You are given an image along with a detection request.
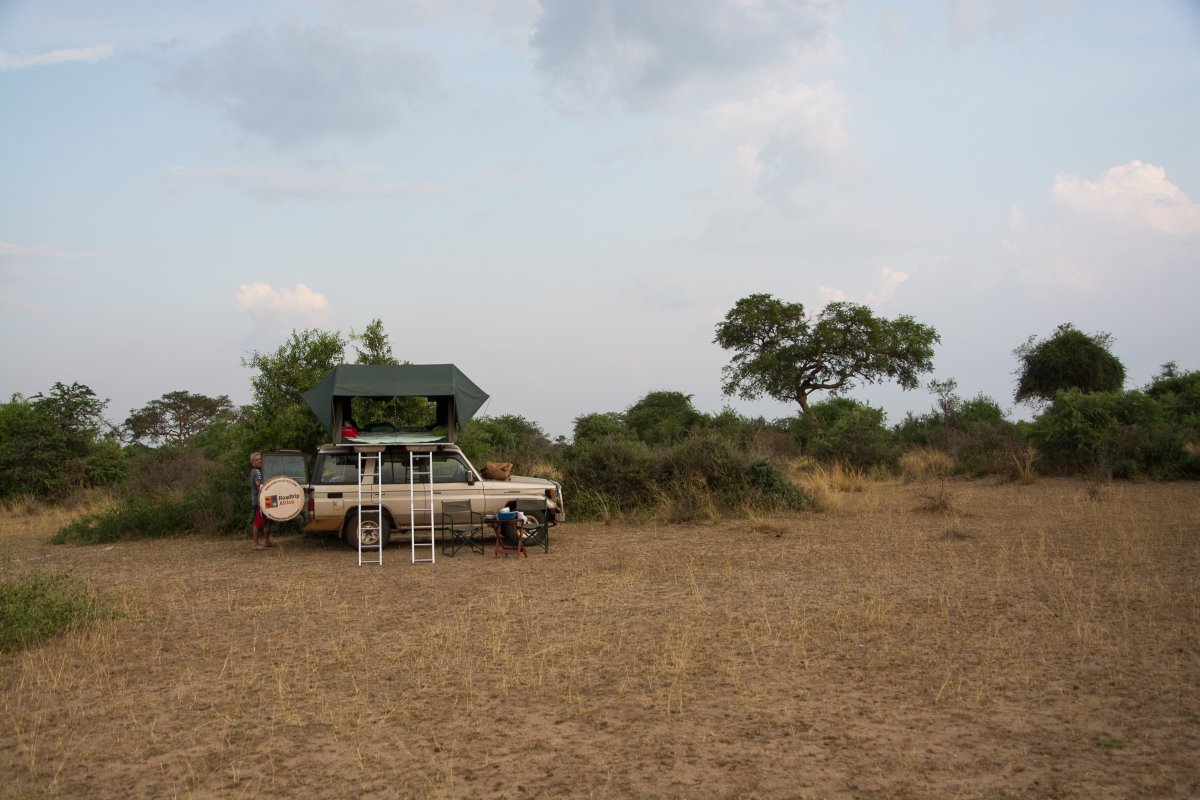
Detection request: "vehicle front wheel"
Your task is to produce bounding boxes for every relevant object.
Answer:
[343,513,391,550]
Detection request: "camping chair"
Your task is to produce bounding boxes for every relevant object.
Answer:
[513,497,552,553]
[439,500,485,556]
[493,511,527,558]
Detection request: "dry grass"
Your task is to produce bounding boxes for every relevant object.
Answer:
[1,479,1198,799]
[790,461,869,512]
[899,447,955,482]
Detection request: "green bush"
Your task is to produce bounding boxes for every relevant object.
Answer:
[561,437,658,510]
[457,415,555,474]
[50,492,218,545]
[1029,389,1194,478]
[895,389,1021,477]
[560,430,808,520]
[0,566,116,652]
[795,397,899,470]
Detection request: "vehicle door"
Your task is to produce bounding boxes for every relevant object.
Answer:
[428,452,484,518]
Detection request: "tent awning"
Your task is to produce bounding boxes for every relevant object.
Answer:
[302,364,488,432]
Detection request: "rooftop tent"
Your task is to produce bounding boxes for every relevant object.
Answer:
[302,364,488,444]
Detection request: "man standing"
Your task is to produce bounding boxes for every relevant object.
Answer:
[249,452,273,550]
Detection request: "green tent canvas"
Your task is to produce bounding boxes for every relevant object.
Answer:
[302,364,488,444]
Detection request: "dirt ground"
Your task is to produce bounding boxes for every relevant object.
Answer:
[1,478,1198,799]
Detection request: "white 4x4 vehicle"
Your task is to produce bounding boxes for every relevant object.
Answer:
[266,443,563,550]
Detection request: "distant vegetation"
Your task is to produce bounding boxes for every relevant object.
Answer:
[1,309,1196,541]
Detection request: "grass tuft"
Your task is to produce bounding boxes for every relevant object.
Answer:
[0,564,117,652]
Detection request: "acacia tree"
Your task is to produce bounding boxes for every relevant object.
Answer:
[1014,323,1125,406]
[714,294,940,421]
[123,391,235,446]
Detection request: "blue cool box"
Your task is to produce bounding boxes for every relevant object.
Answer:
[497,511,518,521]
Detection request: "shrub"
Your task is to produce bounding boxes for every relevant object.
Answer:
[1029,389,1194,478]
[795,397,899,470]
[0,566,116,652]
[560,437,658,511]
[457,415,555,474]
[560,430,809,520]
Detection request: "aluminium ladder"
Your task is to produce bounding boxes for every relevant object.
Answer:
[409,450,435,564]
[356,448,384,566]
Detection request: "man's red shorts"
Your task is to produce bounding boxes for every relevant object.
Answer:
[253,508,266,530]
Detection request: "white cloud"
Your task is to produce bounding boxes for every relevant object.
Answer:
[702,82,849,199]
[1052,160,1200,236]
[1005,162,1200,293]
[817,286,846,304]
[0,44,113,71]
[235,283,331,324]
[166,24,435,148]
[818,267,909,309]
[866,267,909,304]
[531,0,840,110]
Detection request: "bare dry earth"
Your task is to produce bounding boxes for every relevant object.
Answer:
[1,479,1198,799]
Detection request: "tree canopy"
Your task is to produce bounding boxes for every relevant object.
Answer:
[714,294,940,419]
[1013,323,1125,406]
[123,391,235,446]
[242,328,347,453]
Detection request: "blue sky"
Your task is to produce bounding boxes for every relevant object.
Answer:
[2,0,1198,440]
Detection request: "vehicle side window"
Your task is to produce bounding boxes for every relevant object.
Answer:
[316,454,357,484]
[432,455,469,484]
[380,454,409,484]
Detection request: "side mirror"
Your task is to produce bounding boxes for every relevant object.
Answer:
[466,472,477,485]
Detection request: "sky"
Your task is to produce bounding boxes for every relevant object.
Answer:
[2,0,1198,441]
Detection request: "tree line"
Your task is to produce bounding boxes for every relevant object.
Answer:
[1,299,1196,540]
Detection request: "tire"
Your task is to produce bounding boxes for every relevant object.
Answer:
[343,511,391,549]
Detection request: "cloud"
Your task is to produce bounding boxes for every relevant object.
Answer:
[310,0,539,30]
[700,81,849,205]
[818,267,909,308]
[235,283,331,324]
[166,24,435,148]
[1006,161,1199,292]
[1052,160,1200,236]
[0,44,113,71]
[531,0,840,109]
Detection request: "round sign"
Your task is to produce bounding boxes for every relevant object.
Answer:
[259,475,306,522]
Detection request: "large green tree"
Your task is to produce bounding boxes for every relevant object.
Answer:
[348,318,433,427]
[0,382,124,498]
[243,328,347,453]
[123,391,235,446]
[714,294,940,420]
[1013,323,1125,406]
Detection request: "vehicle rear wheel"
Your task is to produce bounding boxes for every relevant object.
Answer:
[343,513,390,549]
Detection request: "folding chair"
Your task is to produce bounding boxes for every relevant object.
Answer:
[493,511,527,558]
[513,497,553,553]
[439,500,485,556]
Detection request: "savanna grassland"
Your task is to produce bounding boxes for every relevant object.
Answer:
[1,478,1198,799]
